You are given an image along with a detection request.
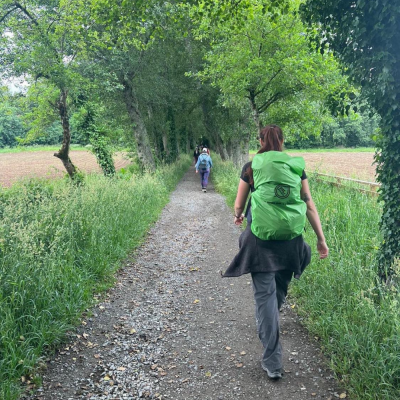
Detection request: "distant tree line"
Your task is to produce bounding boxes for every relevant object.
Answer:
[0,91,89,148]
[1,89,377,150]
[285,112,379,149]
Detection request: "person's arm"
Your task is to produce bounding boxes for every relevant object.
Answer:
[300,179,329,259]
[209,157,212,169]
[234,179,250,225]
[195,157,199,173]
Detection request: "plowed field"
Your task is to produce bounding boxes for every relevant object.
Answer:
[288,151,376,182]
[0,150,131,187]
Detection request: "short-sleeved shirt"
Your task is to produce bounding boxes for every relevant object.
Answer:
[240,161,307,221]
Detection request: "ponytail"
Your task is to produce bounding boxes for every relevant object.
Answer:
[245,124,284,185]
[258,125,283,154]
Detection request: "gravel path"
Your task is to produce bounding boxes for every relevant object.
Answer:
[24,168,347,400]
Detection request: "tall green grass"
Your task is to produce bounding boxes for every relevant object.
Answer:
[212,156,399,400]
[0,155,191,400]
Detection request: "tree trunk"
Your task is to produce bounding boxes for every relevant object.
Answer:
[186,134,190,154]
[53,89,77,178]
[229,136,250,168]
[248,91,263,133]
[213,137,228,161]
[162,131,169,158]
[122,80,156,172]
[239,138,250,167]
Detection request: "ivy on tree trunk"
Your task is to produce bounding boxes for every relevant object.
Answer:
[375,118,400,278]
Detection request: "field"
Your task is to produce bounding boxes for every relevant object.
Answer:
[0,150,131,187]
[0,149,376,187]
[288,151,376,182]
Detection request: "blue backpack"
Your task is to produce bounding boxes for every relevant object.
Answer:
[198,155,208,171]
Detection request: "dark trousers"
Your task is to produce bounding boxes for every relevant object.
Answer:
[251,271,293,371]
[200,169,210,188]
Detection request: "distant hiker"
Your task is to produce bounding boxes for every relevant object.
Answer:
[195,148,213,192]
[223,124,329,380]
[199,144,210,155]
[194,146,200,164]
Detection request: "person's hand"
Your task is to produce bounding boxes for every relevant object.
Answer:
[195,170,198,174]
[234,214,244,225]
[317,240,329,259]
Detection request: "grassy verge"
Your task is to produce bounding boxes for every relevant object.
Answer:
[0,145,89,153]
[0,155,191,400]
[212,156,399,400]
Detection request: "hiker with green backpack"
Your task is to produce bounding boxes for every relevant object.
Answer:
[223,124,329,380]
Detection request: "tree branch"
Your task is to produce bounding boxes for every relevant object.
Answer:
[254,68,283,97]
[258,92,282,113]
[0,6,18,24]
[258,83,305,113]
[14,2,39,25]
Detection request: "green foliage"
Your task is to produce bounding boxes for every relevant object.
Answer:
[209,154,240,208]
[191,0,344,134]
[74,103,116,176]
[285,112,379,149]
[0,1,86,90]
[192,0,290,31]
[0,154,191,399]
[300,0,400,275]
[0,102,26,148]
[375,132,400,275]
[89,133,115,177]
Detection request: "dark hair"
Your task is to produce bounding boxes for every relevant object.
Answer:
[245,124,284,185]
[258,125,283,153]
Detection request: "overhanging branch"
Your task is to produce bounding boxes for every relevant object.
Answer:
[258,92,282,113]
[14,2,39,26]
[0,6,18,23]
[254,68,283,97]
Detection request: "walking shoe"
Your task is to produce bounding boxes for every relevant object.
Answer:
[203,188,207,193]
[261,362,282,379]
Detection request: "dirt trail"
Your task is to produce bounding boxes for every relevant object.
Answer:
[24,167,346,400]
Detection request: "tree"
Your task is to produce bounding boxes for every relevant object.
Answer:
[0,0,92,178]
[300,0,400,277]
[191,0,346,163]
[82,0,168,171]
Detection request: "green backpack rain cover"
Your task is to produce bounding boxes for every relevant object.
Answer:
[251,151,306,241]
